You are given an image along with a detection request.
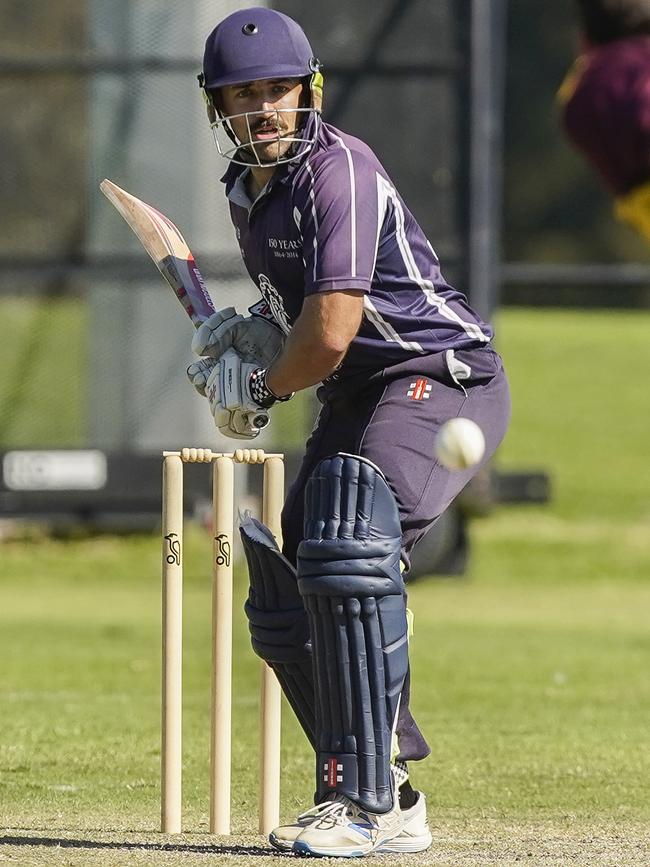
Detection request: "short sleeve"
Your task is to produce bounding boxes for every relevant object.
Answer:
[296,144,382,295]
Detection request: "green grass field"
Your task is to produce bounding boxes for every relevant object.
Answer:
[1,308,649,866]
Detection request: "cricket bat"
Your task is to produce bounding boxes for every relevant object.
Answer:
[99,178,216,327]
[100,178,270,433]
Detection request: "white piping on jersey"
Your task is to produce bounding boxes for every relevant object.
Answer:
[363,296,425,353]
[364,177,425,353]
[426,239,439,259]
[376,174,490,344]
[370,167,388,279]
[304,163,320,284]
[331,133,357,278]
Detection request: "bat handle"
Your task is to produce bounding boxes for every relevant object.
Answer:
[192,312,210,330]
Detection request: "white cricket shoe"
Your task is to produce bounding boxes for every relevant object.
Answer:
[269,801,343,852]
[291,794,404,858]
[377,792,432,853]
[269,791,432,854]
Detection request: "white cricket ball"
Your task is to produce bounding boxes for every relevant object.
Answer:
[435,417,486,471]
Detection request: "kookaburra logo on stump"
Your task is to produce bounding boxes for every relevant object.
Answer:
[215,533,231,567]
[165,533,181,565]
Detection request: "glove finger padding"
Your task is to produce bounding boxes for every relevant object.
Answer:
[186,357,217,396]
[297,453,408,814]
[191,307,244,356]
[192,306,284,366]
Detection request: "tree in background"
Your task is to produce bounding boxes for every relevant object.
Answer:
[559,0,650,242]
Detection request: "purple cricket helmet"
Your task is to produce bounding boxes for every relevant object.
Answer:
[198,7,324,167]
[202,6,320,89]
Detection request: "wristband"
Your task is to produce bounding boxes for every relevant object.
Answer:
[249,368,293,409]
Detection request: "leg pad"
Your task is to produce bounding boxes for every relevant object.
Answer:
[298,454,409,813]
[241,515,315,747]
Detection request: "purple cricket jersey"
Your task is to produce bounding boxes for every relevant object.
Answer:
[221,120,493,379]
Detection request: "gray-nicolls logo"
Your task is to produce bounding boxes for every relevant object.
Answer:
[257,274,291,335]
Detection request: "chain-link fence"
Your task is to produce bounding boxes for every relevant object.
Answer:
[1,0,489,458]
[0,0,319,456]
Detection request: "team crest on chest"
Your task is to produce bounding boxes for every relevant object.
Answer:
[407,379,432,400]
[257,274,292,335]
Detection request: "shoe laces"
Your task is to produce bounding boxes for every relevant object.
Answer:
[296,799,344,824]
[304,797,358,830]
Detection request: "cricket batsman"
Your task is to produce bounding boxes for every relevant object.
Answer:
[187,7,511,856]
[559,0,650,241]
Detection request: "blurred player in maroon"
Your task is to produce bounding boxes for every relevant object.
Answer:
[559,0,650,240]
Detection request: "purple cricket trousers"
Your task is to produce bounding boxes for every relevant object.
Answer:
[281,345,511,762]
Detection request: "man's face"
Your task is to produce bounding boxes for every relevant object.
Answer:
[218,78,304,164]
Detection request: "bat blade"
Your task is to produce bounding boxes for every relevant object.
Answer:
[100,178,216,327]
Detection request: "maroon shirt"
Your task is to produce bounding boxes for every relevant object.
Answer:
[562,36,650,196]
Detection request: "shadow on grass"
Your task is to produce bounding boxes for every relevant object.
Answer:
[0,835,285,857]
